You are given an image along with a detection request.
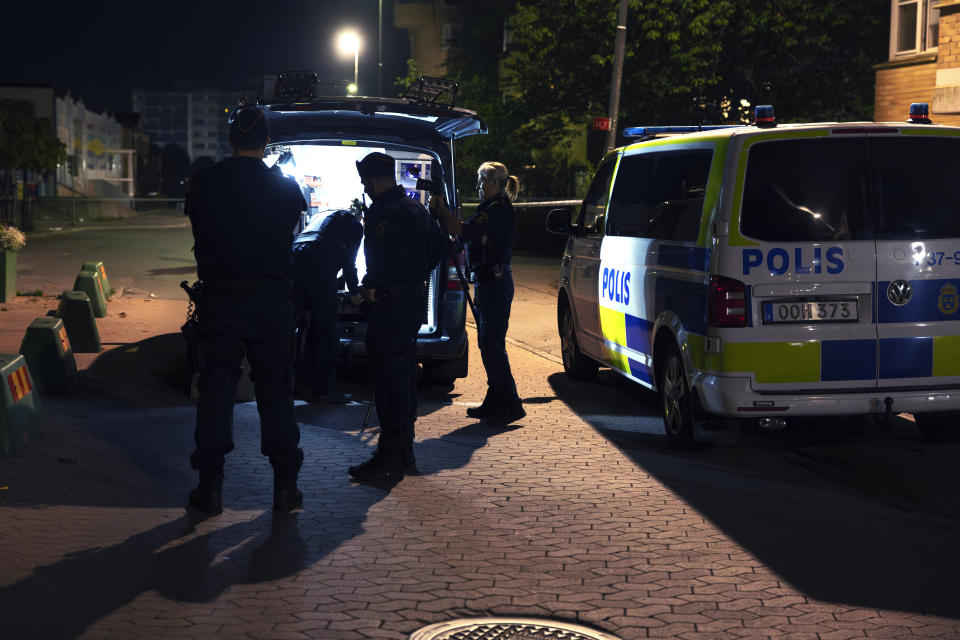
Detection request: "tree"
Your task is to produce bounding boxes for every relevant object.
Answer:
[0,100,67,227]
[431,0,888,196]
[505,0,887,131]
[394,59,423,97]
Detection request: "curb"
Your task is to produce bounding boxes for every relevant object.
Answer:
[27,222,190,239]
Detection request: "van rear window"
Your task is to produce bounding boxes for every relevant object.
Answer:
[740,138,868,242]
[740,135,960,241]
[869,136,960,239]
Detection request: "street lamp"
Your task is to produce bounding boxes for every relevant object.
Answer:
[337,30,360,96]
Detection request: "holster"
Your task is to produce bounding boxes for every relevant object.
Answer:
[181,316,203,374]
[180,280,205,374]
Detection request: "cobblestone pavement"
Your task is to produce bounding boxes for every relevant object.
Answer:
[1,285,959,639]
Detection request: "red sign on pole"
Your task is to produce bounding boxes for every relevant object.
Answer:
[593,117,611,131]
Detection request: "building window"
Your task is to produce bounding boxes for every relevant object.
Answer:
[891,0,939,57]
[441,22,462,49]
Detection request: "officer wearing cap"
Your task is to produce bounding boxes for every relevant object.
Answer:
[348,151,434,481]
[185,106,307,514]
[292,208,364,404]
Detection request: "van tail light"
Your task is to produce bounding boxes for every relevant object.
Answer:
[446,250,467,290]
[709,276,747,327]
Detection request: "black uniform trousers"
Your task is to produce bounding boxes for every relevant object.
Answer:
[190,285,300,471]
[365,297,422,453]
[295,254,340,397]
[475,271,519,399]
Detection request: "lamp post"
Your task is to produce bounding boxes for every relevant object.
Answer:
[337,30,360,95]
[605,0,629,151]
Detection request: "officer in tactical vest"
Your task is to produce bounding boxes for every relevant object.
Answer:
[185,106,307,513]
[348,152,435,481]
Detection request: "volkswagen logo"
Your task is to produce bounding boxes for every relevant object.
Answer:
[887,279,913,306]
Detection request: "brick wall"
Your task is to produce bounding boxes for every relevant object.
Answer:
[874,2,960,126]
[875,61,939,121]
[939,6,960,67]
[875,61,960,125]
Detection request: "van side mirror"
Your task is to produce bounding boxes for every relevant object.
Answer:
[545,208,574,235]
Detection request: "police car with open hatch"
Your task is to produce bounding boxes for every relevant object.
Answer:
[259,73,485,384]
[546,103,960,445]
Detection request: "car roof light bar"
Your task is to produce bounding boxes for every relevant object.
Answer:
[908,102,932,124]
[403,76,459,107]
[754,105,776,128]
[623,124,744,139]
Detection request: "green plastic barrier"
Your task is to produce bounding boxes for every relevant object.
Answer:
[56,290,102,353]
[1,251,16,303]
[0,354,42,456]
[19,317,77,395]
[81,260,112,299]
[73,270,107,318]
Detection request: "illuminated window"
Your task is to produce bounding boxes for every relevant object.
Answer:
[891,0,939,57]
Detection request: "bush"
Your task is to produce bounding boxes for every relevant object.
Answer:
[0,224,26,252]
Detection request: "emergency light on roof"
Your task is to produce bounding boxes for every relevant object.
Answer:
[754,105,776,128]
[908,102,932,124]
[276,71,319,101]
[622,124,743,138]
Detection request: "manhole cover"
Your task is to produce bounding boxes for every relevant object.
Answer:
[410,617,623,640]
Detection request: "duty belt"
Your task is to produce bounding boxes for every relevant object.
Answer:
[204,278,293,296]
[383,280,426,302]
[473,263,511,282]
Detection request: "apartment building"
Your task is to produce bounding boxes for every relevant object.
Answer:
[875,0,960,125]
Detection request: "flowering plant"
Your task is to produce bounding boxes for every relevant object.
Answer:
[0,224,27,252]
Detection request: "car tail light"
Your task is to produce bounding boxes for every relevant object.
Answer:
[709,276,747,327]
[447,251,467,290]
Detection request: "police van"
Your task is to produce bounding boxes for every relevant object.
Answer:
[259,74,485,384]
[546,104,960,445]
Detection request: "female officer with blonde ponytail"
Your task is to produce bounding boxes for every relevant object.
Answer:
[432,161,525,426]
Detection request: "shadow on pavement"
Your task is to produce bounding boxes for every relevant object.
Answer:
[0,509,321,639]
[146,265,197,276]
[294,381,521,478]
[0,331,429,637]
[416,421,523,476]
[79,332,196,407]
[2,399,404,638]
[548,371,960,618]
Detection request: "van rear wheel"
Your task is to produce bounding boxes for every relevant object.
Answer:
[657,341,696,448]
[559,301,598,381]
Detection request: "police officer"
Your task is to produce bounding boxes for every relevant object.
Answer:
[185,106,307,514]
[432,161,525,427]
[293,208,364,404]
[348,152,434,481]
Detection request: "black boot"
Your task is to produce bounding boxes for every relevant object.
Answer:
[188,465,224,514]
[400,424,419,475]
[270,448,304,512]
[466,388,499,419]
[486,392,525,427]
[348,446,404,482]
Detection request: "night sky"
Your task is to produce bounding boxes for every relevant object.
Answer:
[1,0,411,114]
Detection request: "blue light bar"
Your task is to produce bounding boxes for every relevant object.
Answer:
[754,105,775,128]
[908,102,932,124]
[623,125,743,138]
